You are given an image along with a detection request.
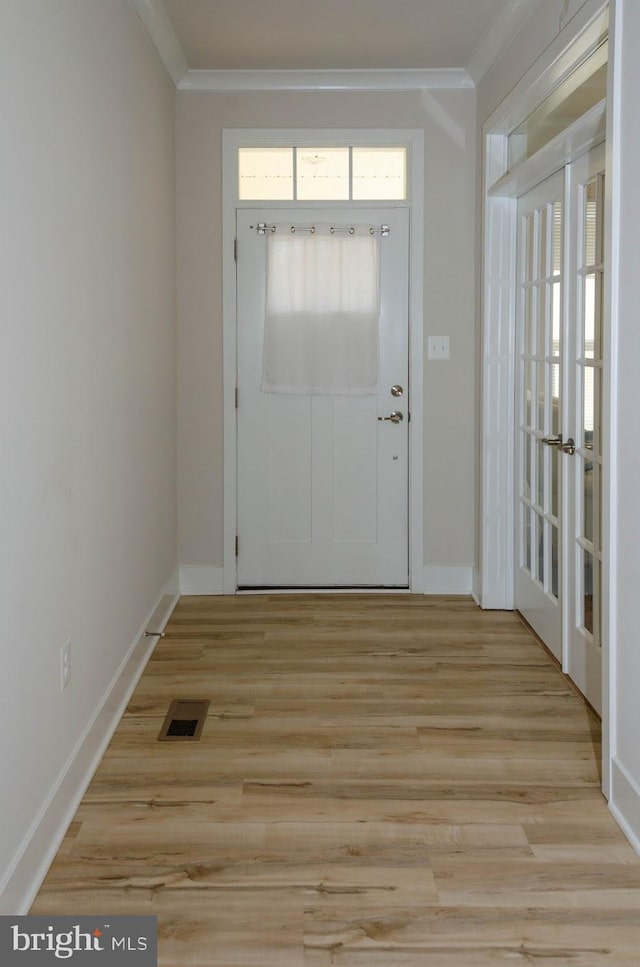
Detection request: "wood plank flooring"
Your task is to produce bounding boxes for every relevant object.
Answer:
[32,595,640,965]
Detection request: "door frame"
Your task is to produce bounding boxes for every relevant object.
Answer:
[221,128,425,594]
[479,0,613,794]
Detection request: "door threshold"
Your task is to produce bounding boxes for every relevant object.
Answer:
[237,586,410,594]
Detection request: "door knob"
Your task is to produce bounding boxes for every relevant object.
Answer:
[559,437,575,455]
[378,411,404,424]
[542,434,575,455]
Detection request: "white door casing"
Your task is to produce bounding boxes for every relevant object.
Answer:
[236,207,409,588]
[222,129,424,595]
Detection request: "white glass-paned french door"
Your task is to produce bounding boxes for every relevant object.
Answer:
[515,170,564,660]
[515,144,605,713]
[566,143,605,713]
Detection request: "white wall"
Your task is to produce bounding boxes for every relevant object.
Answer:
[0,0,177,909]
[608,0,640,852]
[176,90,477,575]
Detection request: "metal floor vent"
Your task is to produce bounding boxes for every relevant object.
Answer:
[158,700,210,741]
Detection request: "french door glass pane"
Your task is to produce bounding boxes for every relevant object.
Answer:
[584,274,596,358]
[537,439,545,510]
[583,366,598,450]
[584,458,594,544]
[584,180,598,265]
[552,281,561,352]
[552,201,563,274]
[537,286,547,356]
[524,287,533,353]
[524,360,533,424]
[551,523,559,598]
[551,363,560,434]
[523,504,532,573]
[537,362,546,431]
[539,206,548,276]
[523,432,531,500]
[525,215,535,281]
[583,548,594,635]
[592,461,601,549]
[534,514,542,582]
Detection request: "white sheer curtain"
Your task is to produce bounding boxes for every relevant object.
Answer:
[262,224,380,395]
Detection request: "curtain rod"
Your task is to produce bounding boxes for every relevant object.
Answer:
[255,222,390,236]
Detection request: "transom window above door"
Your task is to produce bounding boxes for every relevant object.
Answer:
[238,146,407,201]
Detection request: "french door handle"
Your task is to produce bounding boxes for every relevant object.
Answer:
[378,411,404,424]
[542,434,576,455]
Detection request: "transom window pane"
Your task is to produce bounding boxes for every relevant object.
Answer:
[296,147,349,201]
[352,147,407,200]
[507,36,608,170]
[237,146,407,201]
[238,148,293,200]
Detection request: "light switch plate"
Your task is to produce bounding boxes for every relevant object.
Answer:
[427,336,450,360]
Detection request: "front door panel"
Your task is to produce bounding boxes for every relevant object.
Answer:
[237,207,409,587]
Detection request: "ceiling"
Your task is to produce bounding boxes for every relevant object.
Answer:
[161,0,509,72]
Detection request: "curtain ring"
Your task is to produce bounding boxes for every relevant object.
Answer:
[348,227,355,235]
[290,226,296,233]
[310,226,316,234]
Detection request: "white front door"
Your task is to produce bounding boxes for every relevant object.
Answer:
[236,207,409,588]
[514,146,605,713]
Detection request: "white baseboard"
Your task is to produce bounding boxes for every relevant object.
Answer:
[471,566,481,606]
[610,756,640,858]
[423,566,473,595]
[179,565,225,595]
[0,572,179,915]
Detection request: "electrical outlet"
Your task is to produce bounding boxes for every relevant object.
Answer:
[427,335,450,360]
[60,639,71,691]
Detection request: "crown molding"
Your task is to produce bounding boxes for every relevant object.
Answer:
[465,0,543,85]
[178,68,474,94]
[129,0,189,86]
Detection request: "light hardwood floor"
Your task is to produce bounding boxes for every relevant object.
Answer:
[32,595,640,965]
